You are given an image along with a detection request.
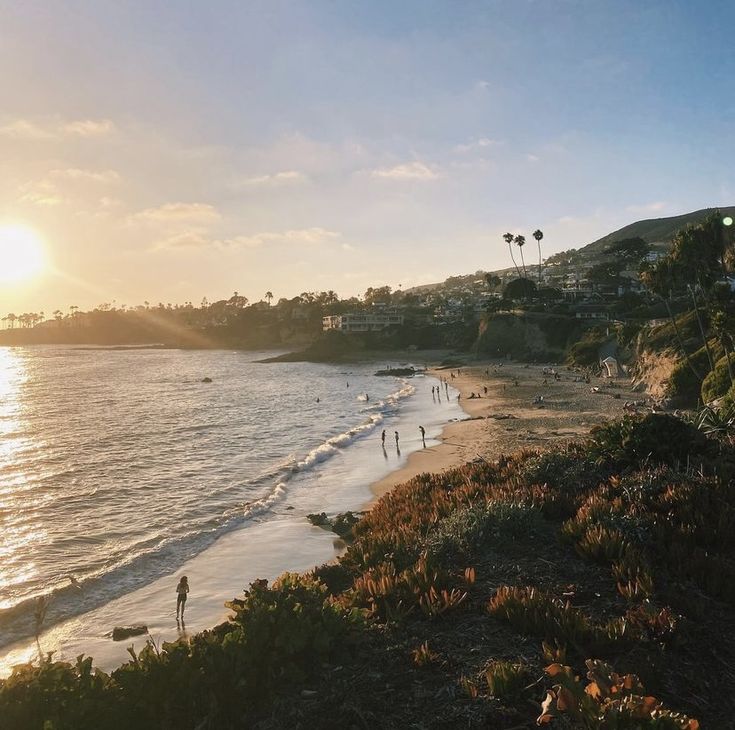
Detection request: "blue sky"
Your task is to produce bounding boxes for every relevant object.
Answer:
[0,0,733,312]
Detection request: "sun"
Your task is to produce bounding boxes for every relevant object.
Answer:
[0,225,47,283]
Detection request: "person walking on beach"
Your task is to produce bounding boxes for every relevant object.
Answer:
[419,425,426,447]
[176,576,189,620]
[381,429,386,446]
[394,431,399,446]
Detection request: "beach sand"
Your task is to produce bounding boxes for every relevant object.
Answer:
[371,359,640,497]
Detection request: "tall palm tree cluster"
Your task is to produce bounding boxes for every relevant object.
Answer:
[502,229,544,284]
[1,312,45,329]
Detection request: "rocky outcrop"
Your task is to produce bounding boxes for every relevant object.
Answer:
[629,346,679,402]
[111,625,148,641]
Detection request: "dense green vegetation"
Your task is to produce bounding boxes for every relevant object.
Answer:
[5,411,735,728]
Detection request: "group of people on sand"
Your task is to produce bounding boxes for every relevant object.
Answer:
[381,424,427,451]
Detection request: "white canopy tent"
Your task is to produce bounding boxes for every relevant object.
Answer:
[601,356,620,378]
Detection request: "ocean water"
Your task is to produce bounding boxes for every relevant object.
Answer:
[0,346,462,653]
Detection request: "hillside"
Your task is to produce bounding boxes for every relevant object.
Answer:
[408,205,735,293]
[582,205,735,255]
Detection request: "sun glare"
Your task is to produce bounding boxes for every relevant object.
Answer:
[0,225,47,283]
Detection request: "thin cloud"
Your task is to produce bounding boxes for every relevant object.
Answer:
[228,227,341,247]
[453,137,500,153]
[154,232,214,250]
[18,180,64,206]
[525,153,540,163]
[370,161,439,181]
[154,227,341,251]
[237,170,308,186]
[62,119,116,136]
[0,117,116,139]
[49,168,121,183]
[132,202,221,225]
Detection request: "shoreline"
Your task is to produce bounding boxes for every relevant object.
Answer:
[0,367,461,676]
[0,359,639,676]
[370,359,640,498]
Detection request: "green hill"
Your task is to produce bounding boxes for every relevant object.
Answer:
[408,205,735,293]
[582,205,735,255]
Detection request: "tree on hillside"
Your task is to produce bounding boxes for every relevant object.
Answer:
[265,291,273,306]
[533,229,543,284]
[503,232,522,278]
[228,292,249,309]
[514,234,527,278]
[587,260,625,290]
[606,236,649,263]
[711,308,735,386]
[644,212,733,381]
[504,277,537,301]
[484,273,501,291]
[640,250,705,383]
[364,286,392,305]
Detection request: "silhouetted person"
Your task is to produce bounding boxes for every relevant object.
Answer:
[419,425,426,447]
[381,429,386,446]
[394,430,399,447]
[176,576,189,620]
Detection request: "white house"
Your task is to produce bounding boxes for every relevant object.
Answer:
[322,311,404,332]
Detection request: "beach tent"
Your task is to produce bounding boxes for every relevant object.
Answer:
[601,356,620,378]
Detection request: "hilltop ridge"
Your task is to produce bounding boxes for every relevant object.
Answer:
[408,205,735,293]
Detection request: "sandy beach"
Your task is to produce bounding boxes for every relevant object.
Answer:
[372,359,640,497]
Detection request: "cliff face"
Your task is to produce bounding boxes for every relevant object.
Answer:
[629,345,679,402]
[475,312,585,361]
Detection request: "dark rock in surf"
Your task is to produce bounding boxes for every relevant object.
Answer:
[374,367,417,377]
[112,625,148,641]
[201,377,213,383]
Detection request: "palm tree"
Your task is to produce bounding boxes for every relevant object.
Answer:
[265,291,273,306]
[533,229,544,284]
[514,235,527,278]
[503,233,521,278]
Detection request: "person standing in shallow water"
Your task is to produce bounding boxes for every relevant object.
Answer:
[381,429,386,446]
[419,425,426,447]
[176,576,189,620]
[394,430,399,446]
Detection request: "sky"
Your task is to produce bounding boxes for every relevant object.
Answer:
[0,0,733,314]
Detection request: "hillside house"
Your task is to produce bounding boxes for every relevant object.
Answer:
[322,311,404,332]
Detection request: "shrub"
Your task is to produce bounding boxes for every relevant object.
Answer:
[588,414,712,470]
[538,659,699,728]
[489,586,598,648]
[424,500,543,564]
[568,335,608,367]
[484,660,531,700]
[0,655,114,730]
[701,354,734,403]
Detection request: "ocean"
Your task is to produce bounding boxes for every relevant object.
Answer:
[0,346,463,668]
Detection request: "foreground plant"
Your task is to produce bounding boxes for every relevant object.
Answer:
[537,660,699,729]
